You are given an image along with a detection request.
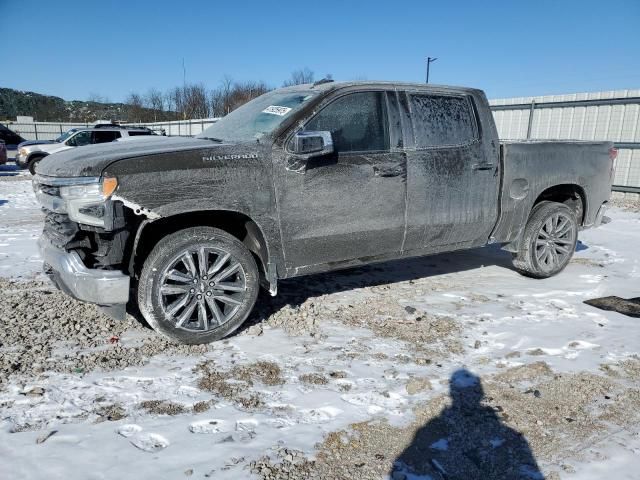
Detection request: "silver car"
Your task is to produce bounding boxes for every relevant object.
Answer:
[17,125,156,174]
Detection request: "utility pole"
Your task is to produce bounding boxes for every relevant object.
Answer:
[426,57,438,84]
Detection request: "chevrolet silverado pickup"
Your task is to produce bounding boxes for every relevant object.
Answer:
[33,81,615,344]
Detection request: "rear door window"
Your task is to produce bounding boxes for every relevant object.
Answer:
[409,94,477,148]
[127,130,153,136]
[92,131,121,144]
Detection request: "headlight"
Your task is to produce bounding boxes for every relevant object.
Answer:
[57,176,118,227]
[19,147,28,156]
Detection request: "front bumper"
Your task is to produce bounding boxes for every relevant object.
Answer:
[38,236,130,305]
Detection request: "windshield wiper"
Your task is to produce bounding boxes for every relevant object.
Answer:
[200,136,224,143]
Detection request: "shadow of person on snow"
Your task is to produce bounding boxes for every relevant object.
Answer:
[391,369,544,480]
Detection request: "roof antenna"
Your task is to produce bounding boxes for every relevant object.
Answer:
[312,75,334,87]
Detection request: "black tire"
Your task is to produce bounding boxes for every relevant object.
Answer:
[138,227,260,344]
[512,201,578,279]
[28,155,45,175]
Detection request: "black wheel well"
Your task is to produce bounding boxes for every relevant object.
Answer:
[131,210,269,278]
[534,184,586,224]
[28,152,47,162]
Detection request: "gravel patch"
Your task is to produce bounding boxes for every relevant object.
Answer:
[0,278,214,385]
[195,360,284,410]
[138,400,186,416]
[298,373,328,385]
[610,197,640,212]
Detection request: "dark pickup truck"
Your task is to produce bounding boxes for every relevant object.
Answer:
[33,81,615,344]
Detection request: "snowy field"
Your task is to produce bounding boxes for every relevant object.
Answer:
[1,164,639,479]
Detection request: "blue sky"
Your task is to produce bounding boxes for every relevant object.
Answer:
[2,0,639,101]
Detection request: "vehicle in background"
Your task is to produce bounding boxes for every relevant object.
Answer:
[0,124,26,148]
[17,125,157,174]
[0,140,7,165]
[33,81,615,345]
[17,128,86,150]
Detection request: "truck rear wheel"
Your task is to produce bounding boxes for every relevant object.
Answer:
[138,227,260,344]
[512,201,578,278]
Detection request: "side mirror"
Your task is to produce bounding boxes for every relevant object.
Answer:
[291,131,334,157]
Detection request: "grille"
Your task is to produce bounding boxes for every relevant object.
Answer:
[43,210,79,248]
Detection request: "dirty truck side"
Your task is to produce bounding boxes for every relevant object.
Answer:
[33,81,615,344]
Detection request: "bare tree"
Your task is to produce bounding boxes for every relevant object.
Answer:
[145,88,164,122]
[125,92,145,122]
[183,83,210,119]
[283,67,314,87]
[219,75,234,115]
[87,92,106,104]
[209,78,270,117]
[167,87,183,120]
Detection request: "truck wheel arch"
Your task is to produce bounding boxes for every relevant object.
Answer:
[27,152,48,172]
[28,152,49,162]
[500,183,586,253]
[533,183,586,225]
[129,210,274,292]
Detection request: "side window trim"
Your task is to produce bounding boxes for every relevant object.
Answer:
[292,90,391,155]
[405,92,479,150]
[397,91,415,149]
[385,91,404,150]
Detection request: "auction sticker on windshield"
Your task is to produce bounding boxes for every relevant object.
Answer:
[262,105,292,116]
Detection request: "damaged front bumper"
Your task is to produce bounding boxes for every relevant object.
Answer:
[38,236,130,306]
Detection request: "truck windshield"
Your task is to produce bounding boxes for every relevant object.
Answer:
[196,89,319,143]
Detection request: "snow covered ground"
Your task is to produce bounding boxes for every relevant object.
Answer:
[0,167,42,278]
[1,169,639,479]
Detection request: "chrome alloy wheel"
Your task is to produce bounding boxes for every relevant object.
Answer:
[158,247,247,332]
[535,212,577,272]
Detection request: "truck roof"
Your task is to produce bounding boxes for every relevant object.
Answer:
[281,80,482,96]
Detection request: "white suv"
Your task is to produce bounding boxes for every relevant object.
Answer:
[17,125,156,174]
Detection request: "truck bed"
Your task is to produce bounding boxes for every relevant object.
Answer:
[491,139,613,245]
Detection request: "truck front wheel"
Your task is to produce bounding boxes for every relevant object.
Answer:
[512,201,578,278]
[138,227,260,344]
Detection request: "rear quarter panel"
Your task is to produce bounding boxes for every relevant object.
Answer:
[492,141,613,244]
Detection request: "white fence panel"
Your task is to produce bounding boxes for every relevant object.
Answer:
[8,122,92,141]
[490,89,640,191]
[5,118,220,141]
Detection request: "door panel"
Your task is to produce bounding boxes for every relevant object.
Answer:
[274,90,407,272]
[276,151,406,269]
[401,93,500,252]
[404,143,499,251]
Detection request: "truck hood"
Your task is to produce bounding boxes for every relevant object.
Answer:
[37,136,223,177]
[18,139,56,148]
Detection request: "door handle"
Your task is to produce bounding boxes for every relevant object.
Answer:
[472,163,495,171]
[373,165,404,177]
